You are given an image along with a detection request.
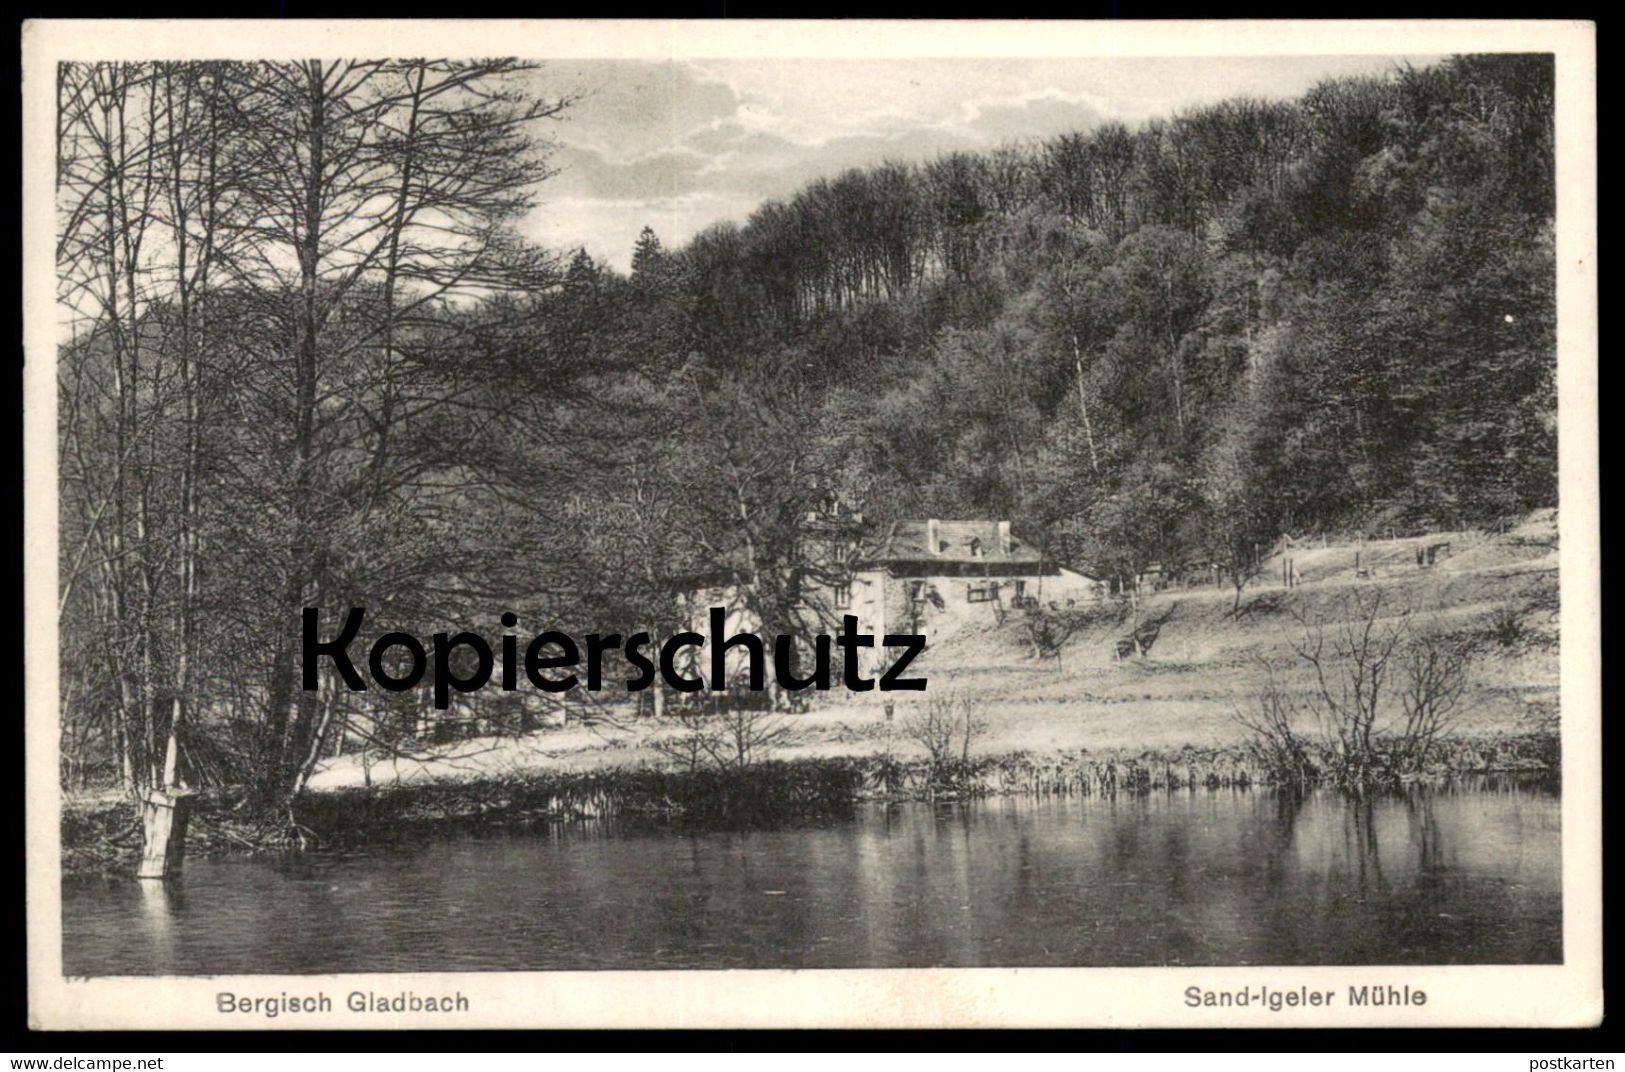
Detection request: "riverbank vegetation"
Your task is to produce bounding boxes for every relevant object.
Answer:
[59,500,1561,873]
[62,730,1558,874]
[56,56,1557,852]
[1236,590,1475,793]
[66,522,1562,873]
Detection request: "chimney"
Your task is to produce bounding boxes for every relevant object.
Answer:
[997,521,1011,556]
[927,519,940,555]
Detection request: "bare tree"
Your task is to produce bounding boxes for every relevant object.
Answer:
[208,59,569,802]
[651,704,793,775]
[1390,632,1468,775]
[904,690,988,788]
[55,59,573,811]
[1239,592,1473,791]
[1233,663,1317,788]
[57,61,170,794]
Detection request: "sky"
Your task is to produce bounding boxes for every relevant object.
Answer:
[522,55,1436,272]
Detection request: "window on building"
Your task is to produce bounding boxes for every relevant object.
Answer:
[909,580,924,601]
[1015,580,1026,600]
[967,582,997,603]
[969,538,983,558]
[833,584,852,609]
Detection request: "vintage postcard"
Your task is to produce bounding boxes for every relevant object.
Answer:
[23,19,1599,1030]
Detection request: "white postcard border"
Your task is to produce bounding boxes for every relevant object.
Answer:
[23,18,1600,1031]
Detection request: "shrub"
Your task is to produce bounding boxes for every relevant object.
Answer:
[1237,592,1470,793]
[903,691,989,791]
[1486,602,1526,647]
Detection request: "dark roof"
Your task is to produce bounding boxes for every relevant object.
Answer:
[863,520,1042,567]
[673,518,1051,588]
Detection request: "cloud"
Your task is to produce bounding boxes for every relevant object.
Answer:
[547,143,714,202]
[538,60,744,163]
[958,88,1113,141]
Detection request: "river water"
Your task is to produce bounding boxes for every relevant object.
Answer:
[62,784,1561,975]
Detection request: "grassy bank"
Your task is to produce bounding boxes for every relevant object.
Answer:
[61,513,1563,874]
[61,732,1557,875]
[292,512,1558,789]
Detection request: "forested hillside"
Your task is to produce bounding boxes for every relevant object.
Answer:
[629,53,1556,583]
[56,55,1557,796]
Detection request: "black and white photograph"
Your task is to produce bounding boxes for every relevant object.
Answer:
[22,19,1599,1030]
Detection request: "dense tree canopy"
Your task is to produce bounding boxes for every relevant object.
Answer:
[672,55,1556,548]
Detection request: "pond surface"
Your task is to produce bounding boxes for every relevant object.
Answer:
[62,784,1561,975]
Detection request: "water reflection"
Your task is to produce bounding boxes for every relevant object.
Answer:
[63,785,1561,976]
[134,879,181,969]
